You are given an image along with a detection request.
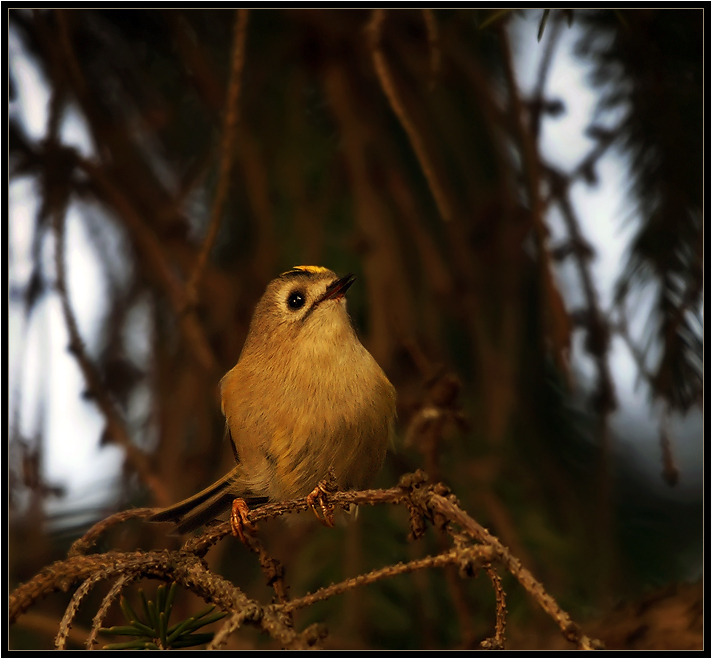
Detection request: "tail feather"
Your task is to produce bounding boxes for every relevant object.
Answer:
[149,470,265,534]
[171,489,238,535]
[150,472,234,523]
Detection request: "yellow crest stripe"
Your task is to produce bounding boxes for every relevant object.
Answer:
[281,265,330,277]
[293,265,330,274]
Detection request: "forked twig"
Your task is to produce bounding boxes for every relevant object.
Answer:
[206,609,254,650]
[55,571,109,649]
[86,572,140,649]
[10,474,602,651]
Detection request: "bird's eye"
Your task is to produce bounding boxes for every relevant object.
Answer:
[287,290,306,310]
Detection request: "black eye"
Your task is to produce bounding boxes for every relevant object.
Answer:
[287,290,306,310]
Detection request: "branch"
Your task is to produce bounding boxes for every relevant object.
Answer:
[185,8,250,307]
[51,205,170,506]
[421,8,441,90]
[75,157,218,373]
[10,474,603,651]
[483,564,507,649]
[47,10,219,374]
[368,8,453,223]
[282,544,495,614]
[86,573,140,649]
[497,24,572,380]
[529,9,564,142]
[55,570,110,649]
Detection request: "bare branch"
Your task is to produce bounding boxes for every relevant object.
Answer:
[481,564,507,649]
[368,9,453,223]
[75,157,218,373]
[421,8,441,90]
[55,571,108,649]
[86,573,140,649]
[186,8,250,307]
[69,507,155,557]
[10,475,602,650]
[52,205,170,506]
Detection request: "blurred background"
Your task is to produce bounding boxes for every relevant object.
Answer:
[8,8,703,650]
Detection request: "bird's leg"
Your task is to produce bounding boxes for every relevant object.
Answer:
[306,469,339,528]
[230,498,257,544]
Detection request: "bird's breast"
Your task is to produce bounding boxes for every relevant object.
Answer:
[221,340,395,500]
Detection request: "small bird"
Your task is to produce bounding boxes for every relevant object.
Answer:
[150,266,396,539]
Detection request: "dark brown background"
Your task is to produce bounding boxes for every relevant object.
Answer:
[8,8,703,650]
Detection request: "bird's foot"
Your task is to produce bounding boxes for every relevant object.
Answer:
[306,470,339,528]
[230,498,258,544]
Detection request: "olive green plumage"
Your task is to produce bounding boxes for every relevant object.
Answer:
[150,266,396,534]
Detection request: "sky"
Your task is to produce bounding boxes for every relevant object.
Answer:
[510,15,703,498]
[7,14,704,526]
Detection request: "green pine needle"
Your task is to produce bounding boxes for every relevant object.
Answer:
[101,584,226,650]
[164,584,177,623]
[104,639,156,650]
[100,625,147,636]
[170,633,216,648]
[119,596,139,625]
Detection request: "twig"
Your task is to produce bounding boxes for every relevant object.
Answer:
[530,11,564,141]
[401,355,477,647]
[76,157,218,373]
[185,8,250,307]
[478,9,516,31]
[368,9,453,222]
[10,476,602,651]
[282,545,494,615]
[612,307,655,386]
[180,487,412,557]
[425,492,599,650]
[497,25,572,380]
[482,564,506,649]
[55,10,88,99]
[86,572,140,649]
[9,549,316,650]
[239,532,293,635]
[550,186,617,403]
[52,206,170,506]
[69,507,155,558]
[49,11,218,374]
[55,571,108,649]
[252,538,290,608]
[541,126,620,211]
[537,8,552,42]
[659,405,679,487]
[206,609,254,650]
[421,8,441,90]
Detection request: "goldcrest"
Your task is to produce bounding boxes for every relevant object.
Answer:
[150,266,397,534]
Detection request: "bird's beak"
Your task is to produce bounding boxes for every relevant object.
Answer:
[321,273,356,302]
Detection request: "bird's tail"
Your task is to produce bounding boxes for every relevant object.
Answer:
[149,471,264,535]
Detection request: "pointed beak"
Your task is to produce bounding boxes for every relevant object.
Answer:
[321,273,356,302]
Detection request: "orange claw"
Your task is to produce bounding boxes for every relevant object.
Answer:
[306,482,336,528]
[230,498,257,544]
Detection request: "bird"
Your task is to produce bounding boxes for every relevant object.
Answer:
[149,265,397,540]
